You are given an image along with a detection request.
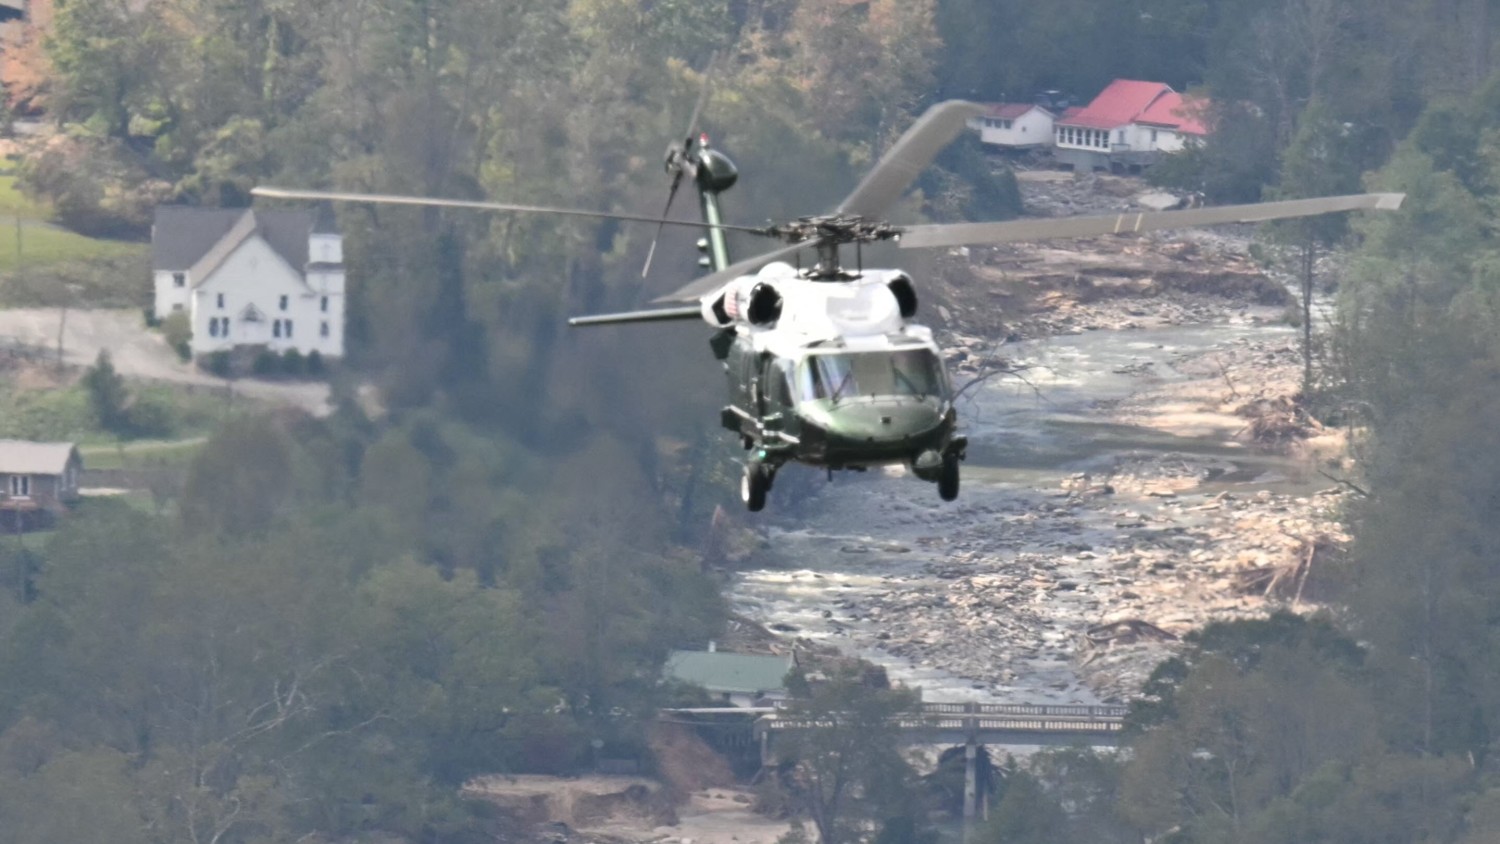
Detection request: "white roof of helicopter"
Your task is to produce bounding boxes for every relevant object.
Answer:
[726,262,938,358]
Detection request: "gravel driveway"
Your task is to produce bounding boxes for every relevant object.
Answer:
[0,307,332,415]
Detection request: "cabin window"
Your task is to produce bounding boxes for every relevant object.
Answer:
[173,272,186,288]
[797,349,944,402]
[279,295,289,310]
[8,475,28,497]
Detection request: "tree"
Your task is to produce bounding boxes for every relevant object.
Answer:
[81,350,128,434]
[777,666,921,844]
[1266,99,1364,399]
[180,414,297,538]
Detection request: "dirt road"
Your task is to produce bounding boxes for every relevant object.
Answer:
[0,307,332,415]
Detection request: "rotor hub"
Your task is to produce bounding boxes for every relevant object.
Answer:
[764,215,903,245]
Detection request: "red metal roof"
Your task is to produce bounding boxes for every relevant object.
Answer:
[981,102,1048,119]
[1057,79,1174,130]
[1138,91,1210,135]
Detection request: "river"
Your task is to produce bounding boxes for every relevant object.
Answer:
[729,308,1331,704]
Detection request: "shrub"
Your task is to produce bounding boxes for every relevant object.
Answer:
[252,350,278,376]
[161,311,192,361]
[306,349,324,374]
[204,351,232,377]
[124,391,175,438]
[281,348,304,376]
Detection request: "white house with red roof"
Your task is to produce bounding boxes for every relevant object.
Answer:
[1053,79,1209,171]
[969,102,1055,149]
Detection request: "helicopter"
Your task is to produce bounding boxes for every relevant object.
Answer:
[253,100,1404,512]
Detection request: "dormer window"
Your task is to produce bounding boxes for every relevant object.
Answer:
[173,272,186,288]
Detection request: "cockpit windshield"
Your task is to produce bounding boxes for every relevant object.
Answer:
[796,349,947,403]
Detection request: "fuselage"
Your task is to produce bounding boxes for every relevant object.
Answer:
[708,263,961,472]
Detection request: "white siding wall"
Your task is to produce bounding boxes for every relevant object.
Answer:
[190,236,343,358]
[975,109,1055,147]
[153,270,192,318]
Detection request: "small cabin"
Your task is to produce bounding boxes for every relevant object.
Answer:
[0,441,82,529]
[664,647,796,708]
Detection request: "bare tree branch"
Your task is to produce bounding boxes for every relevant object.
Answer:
[1316,468,1370,498]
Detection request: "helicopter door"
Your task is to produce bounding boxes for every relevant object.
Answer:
[763,357,794,416]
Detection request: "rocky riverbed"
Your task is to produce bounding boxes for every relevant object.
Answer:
[725,172,1350,704]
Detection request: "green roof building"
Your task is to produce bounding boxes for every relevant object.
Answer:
[664,648,795,707]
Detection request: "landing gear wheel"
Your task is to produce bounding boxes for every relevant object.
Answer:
[938,454,960,502]
[742,462,770,512]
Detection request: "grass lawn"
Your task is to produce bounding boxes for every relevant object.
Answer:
[0,375,254,447]
[79,438,205,470]
[0,174,150,306]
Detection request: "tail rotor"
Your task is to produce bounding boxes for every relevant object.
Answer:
[642,54,717,278]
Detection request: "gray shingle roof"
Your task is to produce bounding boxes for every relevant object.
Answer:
[151,206,320,276]
[0,441,78,475]
[664,650,794,695]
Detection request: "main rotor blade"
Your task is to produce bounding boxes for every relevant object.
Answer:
[568,305,702,327]
[897,192,1407,249]
[682,51,717,147]
[836,100,985,219]
[251,186,772,235]
[652,238,824,304]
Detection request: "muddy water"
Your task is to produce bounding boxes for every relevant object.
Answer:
[730,313,1314,703]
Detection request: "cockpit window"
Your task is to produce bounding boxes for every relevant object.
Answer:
[796,349,946,402]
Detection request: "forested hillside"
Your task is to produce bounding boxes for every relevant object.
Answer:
[2,0,1500,842]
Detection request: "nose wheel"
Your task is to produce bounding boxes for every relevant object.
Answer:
[742,460,772,511]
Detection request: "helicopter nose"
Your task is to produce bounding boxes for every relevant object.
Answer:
[824,400,942,441]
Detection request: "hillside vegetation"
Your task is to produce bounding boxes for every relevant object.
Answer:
[0,1,1497,843]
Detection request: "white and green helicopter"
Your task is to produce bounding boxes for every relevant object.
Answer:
[255,100,1402,512]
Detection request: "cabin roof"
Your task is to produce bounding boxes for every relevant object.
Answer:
[0,441,78,475]
[1137,91,1210,134]
[152,207,317,274]
[981,102,1050,120]
[1056,79,1174,130]
[664,650,794,694]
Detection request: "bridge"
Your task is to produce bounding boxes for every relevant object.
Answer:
[662,700,1128,826]
[754,700,1128,754]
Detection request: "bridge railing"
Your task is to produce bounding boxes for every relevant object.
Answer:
[760,704,1127,736]
[921,702,1128,719]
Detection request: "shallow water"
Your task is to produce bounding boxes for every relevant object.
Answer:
[730,314,1311,703]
